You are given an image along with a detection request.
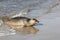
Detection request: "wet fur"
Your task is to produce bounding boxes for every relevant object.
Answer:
[2,16,39,28]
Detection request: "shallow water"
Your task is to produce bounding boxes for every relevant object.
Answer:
[0,0,60,40]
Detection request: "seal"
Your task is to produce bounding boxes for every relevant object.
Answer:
[1,16,39,29]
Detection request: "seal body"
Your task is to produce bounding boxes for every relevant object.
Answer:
[2,16,39,29]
